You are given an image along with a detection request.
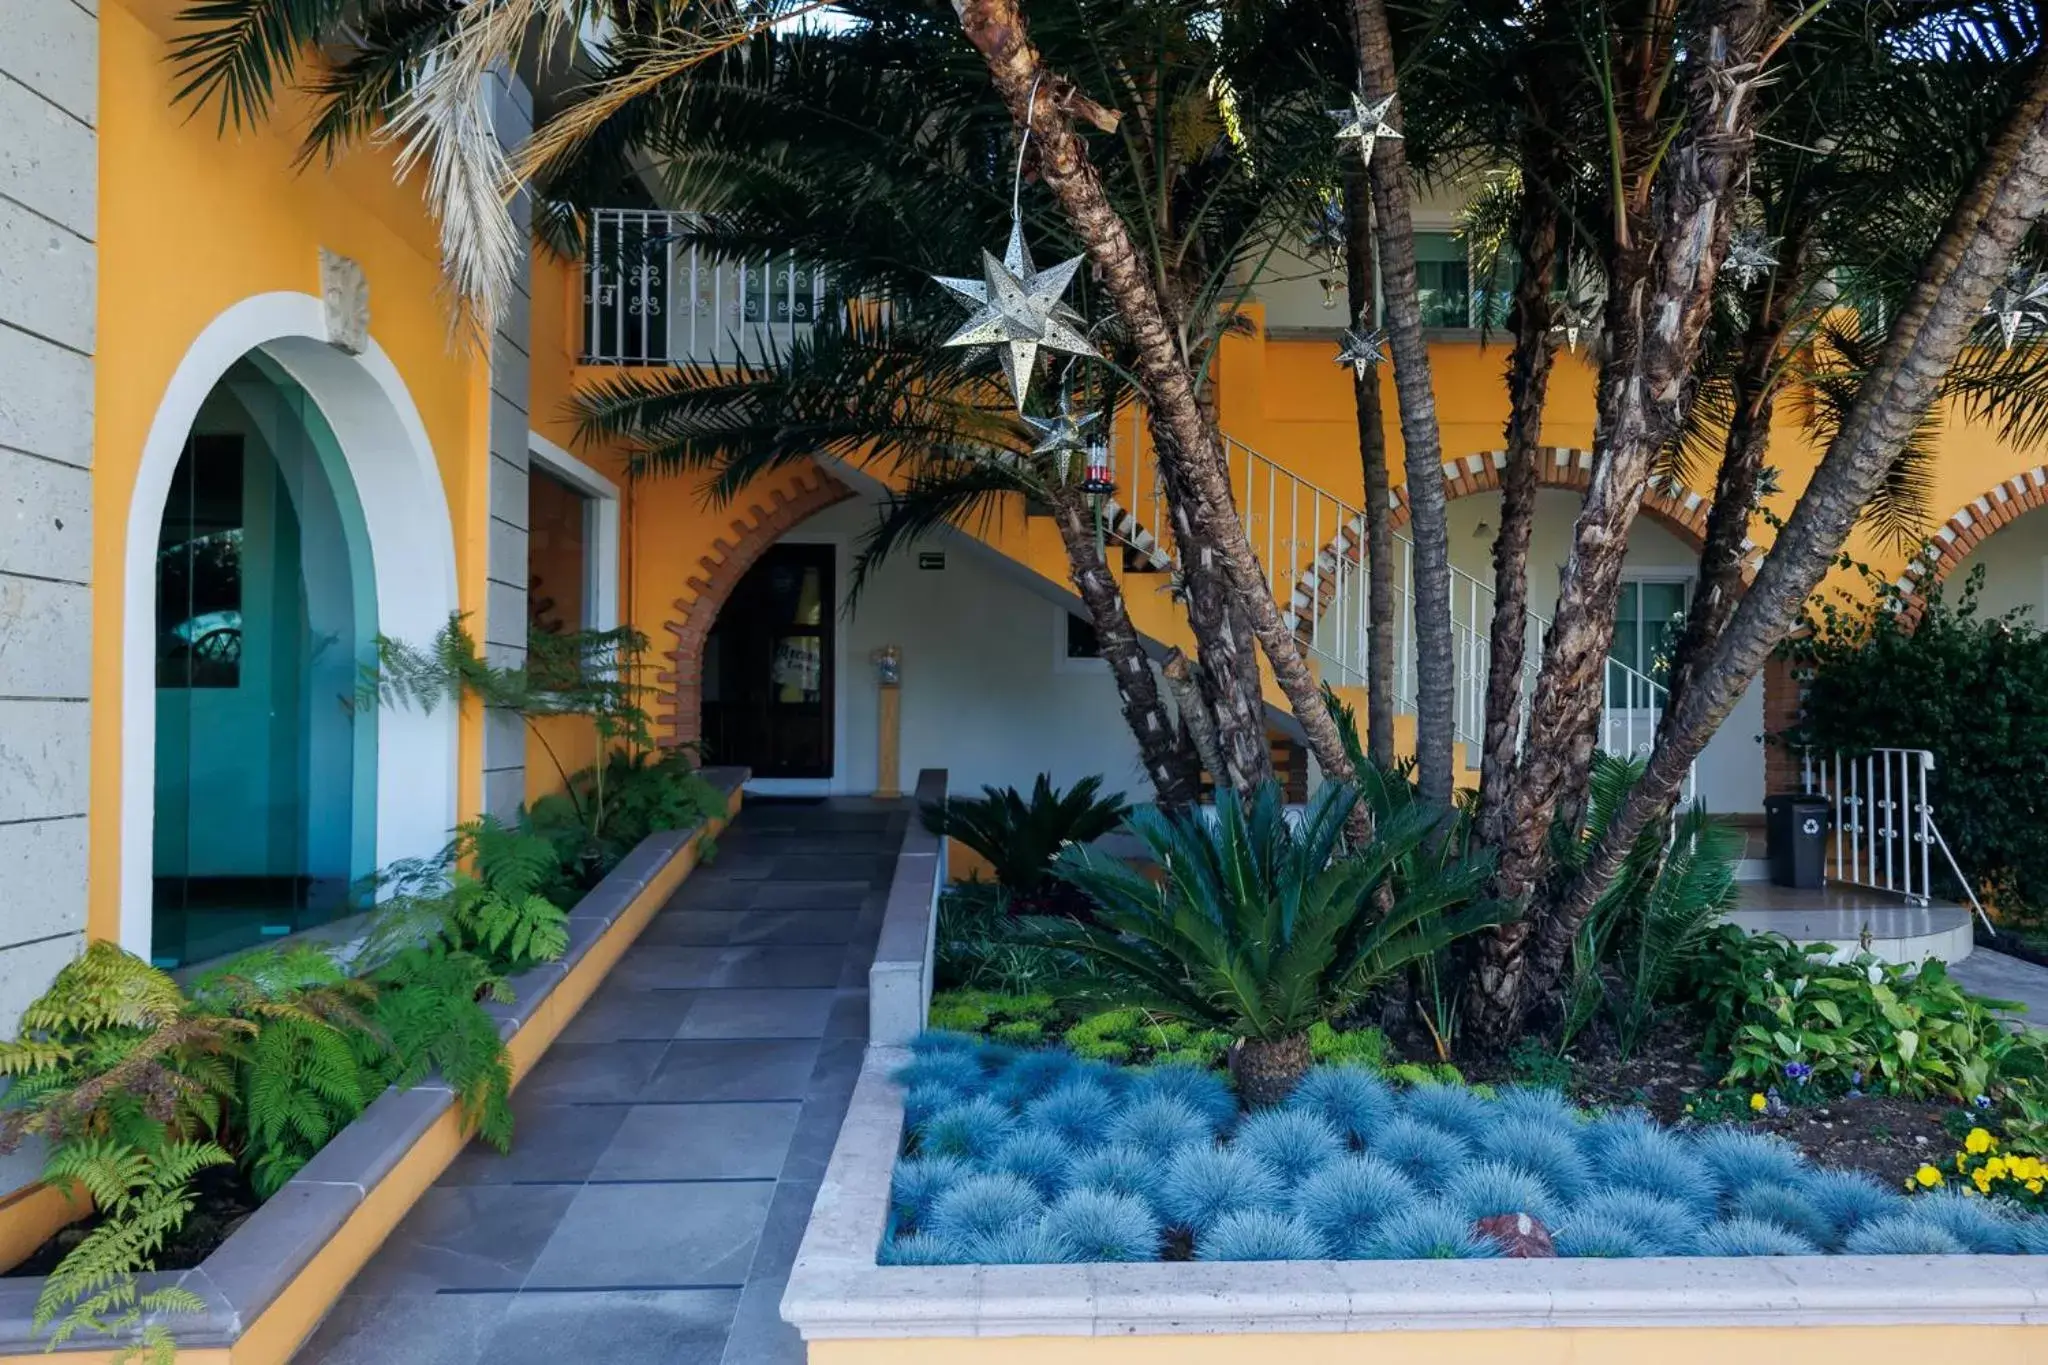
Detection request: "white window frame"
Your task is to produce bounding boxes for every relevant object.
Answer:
[1053,605,1111,675]
[527,431,621,635]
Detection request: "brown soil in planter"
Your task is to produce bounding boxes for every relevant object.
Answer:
[4,1165,260,1280]
[1457,1020,1961,1190]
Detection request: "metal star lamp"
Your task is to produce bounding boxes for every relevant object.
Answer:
[1020,391,1100,485]
[1335,327,1388,379]
[1329,91,1402,166]
[1984,266,2048,350]
[1724,228,1781,291]
[1550,253,1606,354]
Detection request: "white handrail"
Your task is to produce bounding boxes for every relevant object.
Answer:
[1800,747,1944,909]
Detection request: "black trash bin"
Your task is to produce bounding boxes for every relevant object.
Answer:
[1764,793,1832,890]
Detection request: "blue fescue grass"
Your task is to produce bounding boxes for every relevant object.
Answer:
[1907,1191,2023,1253]
[1492,1087,1582,1133]
[1599,1125,1718,1219]
[1729,1181,1834,1250]
[1694,1216,1820,1257]
[917,1095,1019,1162]
[1565,1189,1702,1256]
[2018,1217,2048,1255]
[1366,1202,1504,1260]
[905,1083,966,1132]
[990,1129,1077,1200]
[891,1153,972,1229]
[1234,1108,1347,1185]
[1197,1210,1329,1262]
[1289,1155,1421,1258]
[1580,1107,1659,1161]
[895,1048,989,1095]
[1555,1211,1655,1258]
[1287,1066,1396,1145]
[955,1223,1083,1265]
[1129,1062,1238,1132]
[1800,1169,1903,1247]
[1842,1215,1969,1255]
[1024,1080,1121,1150]
[1477,1117,1591,1202]
[926,1171,1046,1243]
[1041,1189,1163,1261]
[910,1029,984,1056]
[1441,1159,1564,1226]
[994,1048,1083,1108]
[1107,1095,1216,1158]
[1159,1145,1283,1235]
[1691,1129,1808,1204]
[1070,1143,1170,1213]
[1369,1116,1472,1192]
[880,1232,958,1265]
[1401,1083,1492,1143]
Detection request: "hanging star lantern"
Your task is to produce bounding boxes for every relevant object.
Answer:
[1724,228,1781,291]
[1329,91,1402,165]
[1984,266,2048,350]
[933,221,1098,411]
[1304,198,1346,257]
[1549,253,1606,353]
[1335,327,1388,379]
[1020,393,1100,483]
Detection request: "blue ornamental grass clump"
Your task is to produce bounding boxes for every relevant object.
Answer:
[1842,1215,1969,1255]
[1160,1145,1284,1235]
[1369,1115,1471,1192]
[1289,1155,1420,1257]
[1041,1189,1162,1261]
[881,1043,2048,1265]
[1107,1094,1216,1158]
[1198,1210,1329,1262]
[1234,1108,1347,1185]
[1287,1066,1396,1145]
[1367,1202,1503,1260]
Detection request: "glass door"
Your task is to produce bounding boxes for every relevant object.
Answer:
[702,543,835,778]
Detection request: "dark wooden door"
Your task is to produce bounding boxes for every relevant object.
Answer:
[703,543,835,778]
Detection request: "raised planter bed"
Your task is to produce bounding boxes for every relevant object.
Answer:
[0,767,745,1365]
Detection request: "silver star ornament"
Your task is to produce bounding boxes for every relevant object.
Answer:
[1550,253,1606,353]
[1021,395,1100,482]
[1725,228,1781,291]
[1984,266,2048,350]
[933,221,1099,410]
[1335,327,1388,379]
[1329,91,1402,165]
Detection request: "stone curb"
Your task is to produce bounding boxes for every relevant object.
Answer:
[0,766,745,1356]
[869,769,947,1047]
[782,1048,2048,1340]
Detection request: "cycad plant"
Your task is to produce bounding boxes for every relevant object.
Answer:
[1040,780,1504,1104]
[923,774,1128,916]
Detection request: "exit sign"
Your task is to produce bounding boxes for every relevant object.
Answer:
[918,552,946,571]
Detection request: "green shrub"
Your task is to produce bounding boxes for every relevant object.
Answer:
[933,881,1074,993]
[922,775,1128,913]
[1307,1021,1391,1069]
[1065,1009,1231,1068]
[530,747,722,890]
[1687,927,2024,1100]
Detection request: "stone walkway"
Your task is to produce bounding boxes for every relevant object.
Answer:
[296,798,905,1365]
[1951,946,2048,1030]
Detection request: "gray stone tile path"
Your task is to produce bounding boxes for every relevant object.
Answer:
[1951,945,2048,1029]
[296,799,905,1365]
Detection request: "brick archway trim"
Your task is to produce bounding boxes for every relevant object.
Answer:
[658,463,855,747]
[1890,466,2048,624]
[1285,446,1743,629]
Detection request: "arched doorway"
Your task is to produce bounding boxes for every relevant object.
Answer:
[150,356,376,965]
[122,292,459,959]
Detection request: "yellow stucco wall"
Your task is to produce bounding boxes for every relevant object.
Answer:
[92,0,491,940]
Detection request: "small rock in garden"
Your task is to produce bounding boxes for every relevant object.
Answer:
[1475,1213,1555,1258]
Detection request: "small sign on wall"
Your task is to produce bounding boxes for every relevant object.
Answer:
[918,552,946,571]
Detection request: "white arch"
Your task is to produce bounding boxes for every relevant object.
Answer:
[121,291,461,955]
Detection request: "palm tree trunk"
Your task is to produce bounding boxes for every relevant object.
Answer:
[950,0,1360,805]
[1350,0,1454,809]
[1546,52,2048,981]
[1047,484,1203,808]
[1467,0,1772,1051]
[1341,163,1397,771]
[1474,173,1562,845]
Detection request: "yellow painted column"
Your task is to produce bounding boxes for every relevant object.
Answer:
[872,646,902,799]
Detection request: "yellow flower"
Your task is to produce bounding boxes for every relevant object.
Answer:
[1986,1157,2008,1179]
[1749,1093,1767,1113]
[1965,1127,1994,1154]
[2029,1180,2044,1195]
[1974,1168,1994,1193]
[1914,1164,1945,1188]
[1956,1153,1968,1172]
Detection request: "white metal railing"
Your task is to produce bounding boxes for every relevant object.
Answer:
[583,208,830,365]
[1800,747,1991,927]
[1117,432,1690,788]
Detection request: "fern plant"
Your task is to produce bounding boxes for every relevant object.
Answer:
[361,944,514,1151]
[1041,781,1506,1104]
[530,746,722,889]
[922,775,1128,914]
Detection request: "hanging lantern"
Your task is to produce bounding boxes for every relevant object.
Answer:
[1079,435,1116,498]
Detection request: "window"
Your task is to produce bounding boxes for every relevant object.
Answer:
[1412,232,1517,330]
[156,435,245,688]
[525,434,621,639]
[1056,609,1109,672]
[1609,578,1691,706]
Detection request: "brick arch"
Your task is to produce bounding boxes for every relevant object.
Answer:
[1890,465,2048,625]
[658,462,855,747]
